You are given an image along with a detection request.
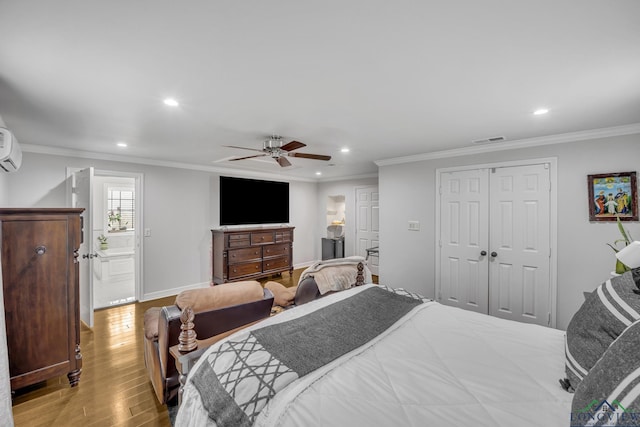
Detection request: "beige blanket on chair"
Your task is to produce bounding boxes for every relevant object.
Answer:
[298,256,373,295]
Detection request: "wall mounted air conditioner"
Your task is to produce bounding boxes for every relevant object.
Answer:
[0,127,23,172]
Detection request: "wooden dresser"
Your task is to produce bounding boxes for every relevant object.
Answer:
[212,226,294,284]
[0,208,83,390]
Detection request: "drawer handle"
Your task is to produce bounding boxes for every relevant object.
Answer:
[35,246,46,255]
[255,265,259,269]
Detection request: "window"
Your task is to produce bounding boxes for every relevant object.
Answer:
[107,187,134,232]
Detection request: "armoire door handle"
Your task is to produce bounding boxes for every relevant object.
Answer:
[480,250,487,256]
[491,251,498,258]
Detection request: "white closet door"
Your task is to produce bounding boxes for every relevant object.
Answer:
[356,186,380,275]
[438,169,490,313]
[488,164,551,325]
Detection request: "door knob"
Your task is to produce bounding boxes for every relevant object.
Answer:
[491,251,498,258]
[480,250,487,256]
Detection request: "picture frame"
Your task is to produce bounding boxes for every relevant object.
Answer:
[588,171,638,221]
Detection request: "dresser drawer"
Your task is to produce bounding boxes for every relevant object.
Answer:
[227,247,262,264]
[228,261,262,279]
[227,233,251,248]
[263,256,290,273]
[251,231,274,245]
[263,242,290,258]
[275,230,293,242]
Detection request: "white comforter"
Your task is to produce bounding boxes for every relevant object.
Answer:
[176,285,572,427]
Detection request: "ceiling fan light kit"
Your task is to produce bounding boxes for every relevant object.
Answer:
[224,135,332,168]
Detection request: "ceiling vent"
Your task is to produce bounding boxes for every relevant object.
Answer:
[472,136,506,144]
[0,127,23,172]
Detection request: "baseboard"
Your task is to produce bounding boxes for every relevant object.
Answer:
[141,281,210,302]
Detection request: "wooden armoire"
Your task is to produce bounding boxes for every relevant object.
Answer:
[0,208,84,390]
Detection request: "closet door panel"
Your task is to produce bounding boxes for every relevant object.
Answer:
[489,164,550,325]
[438,169,490,313]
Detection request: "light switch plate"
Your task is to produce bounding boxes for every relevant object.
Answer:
[408,221,420,231]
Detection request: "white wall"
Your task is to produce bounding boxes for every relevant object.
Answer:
[379,133,640,330]
[6,152,323,300]
[317,177,378,257]
[0,174,8,206]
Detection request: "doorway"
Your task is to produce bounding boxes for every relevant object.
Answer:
[435,159,557,327]
[322,195,345,260]
[93,176,136,308]
[68,167,143,327]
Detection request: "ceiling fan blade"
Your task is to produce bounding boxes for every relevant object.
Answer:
[277,156,292,167]
[229,154,268,161]
[223,145,265,153]
[280,140,306,152]
[287,152,332,161]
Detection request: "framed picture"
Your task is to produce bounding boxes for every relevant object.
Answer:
[588,171,638,221]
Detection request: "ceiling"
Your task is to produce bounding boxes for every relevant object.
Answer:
[1,1,639,181]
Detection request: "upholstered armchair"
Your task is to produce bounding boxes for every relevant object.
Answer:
[143,281,274,405]
[265,257,371,308]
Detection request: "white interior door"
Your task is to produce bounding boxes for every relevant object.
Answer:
[437,162,553,326]
[438,169,490,313]
[489,164,551,325]
[355,186,379,275]
[71,167,95,328]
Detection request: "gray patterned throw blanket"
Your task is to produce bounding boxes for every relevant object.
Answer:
[186,286,427,427]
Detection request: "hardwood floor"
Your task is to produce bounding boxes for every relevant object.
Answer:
[12,294,175,427]
[10,270,303,426]
[11,268,376,426]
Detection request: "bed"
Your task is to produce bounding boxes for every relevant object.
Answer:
[175,283,574,426]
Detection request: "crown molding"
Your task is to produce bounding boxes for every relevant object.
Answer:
[19,143,320,183]
[375,123,640,167]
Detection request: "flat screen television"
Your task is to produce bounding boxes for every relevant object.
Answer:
[219,176,289,226]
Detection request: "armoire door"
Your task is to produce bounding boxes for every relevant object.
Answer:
[438,163,552,326]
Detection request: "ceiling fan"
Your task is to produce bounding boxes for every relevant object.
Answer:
[224,135,331,167]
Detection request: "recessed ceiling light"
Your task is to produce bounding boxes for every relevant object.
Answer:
[315,171,322,176]
[163,98,179,107]
[533,108,549,115]
[341,147,350,153]
[116,142,127,148]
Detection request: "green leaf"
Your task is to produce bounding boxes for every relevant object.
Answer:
[617,216,631,245]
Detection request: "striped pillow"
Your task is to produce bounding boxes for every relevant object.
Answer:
[570,319,640,424]
[563,271,640,391]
